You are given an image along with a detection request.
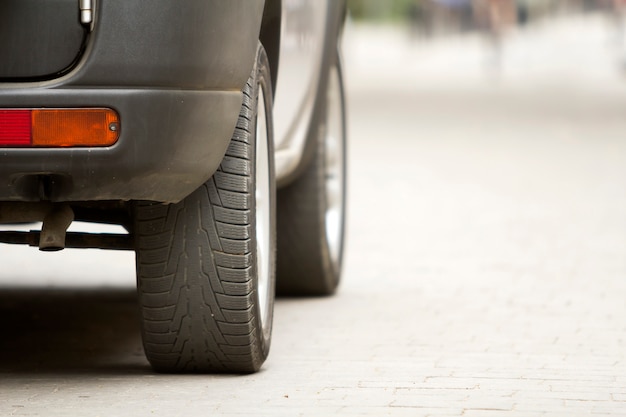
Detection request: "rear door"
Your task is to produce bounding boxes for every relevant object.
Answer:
[0,0,87,81]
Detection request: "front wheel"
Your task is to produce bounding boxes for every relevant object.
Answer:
[133,45,275,373]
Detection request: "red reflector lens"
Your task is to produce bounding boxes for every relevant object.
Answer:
[0,110,31,146]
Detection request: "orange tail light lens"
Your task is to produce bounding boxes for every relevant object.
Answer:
[0,108,120,147]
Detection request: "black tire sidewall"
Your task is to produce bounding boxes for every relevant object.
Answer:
[252,45,276,357]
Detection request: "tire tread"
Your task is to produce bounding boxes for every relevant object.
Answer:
[135,47,274,372]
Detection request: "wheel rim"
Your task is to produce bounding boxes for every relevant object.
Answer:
[324,64,345,272]
[255,87,272,338]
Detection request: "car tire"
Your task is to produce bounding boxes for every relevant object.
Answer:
[133,44,275,373]
[276,52,347,296]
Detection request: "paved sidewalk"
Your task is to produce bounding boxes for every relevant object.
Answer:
[338,13,626,416]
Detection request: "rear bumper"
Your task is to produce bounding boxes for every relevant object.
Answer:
[0,0,264,203]
[0,88,242,203]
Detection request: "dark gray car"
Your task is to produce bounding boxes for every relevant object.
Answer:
[0,0,347,373]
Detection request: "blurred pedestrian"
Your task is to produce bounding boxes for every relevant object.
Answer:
[611,0,626,68]
[432,0,474,34]
[408,0,433,39]
[473,0,517,69]
[611,0,626,37]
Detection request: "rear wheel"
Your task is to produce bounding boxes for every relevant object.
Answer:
[276,53,347,296]
[133,45,275,373]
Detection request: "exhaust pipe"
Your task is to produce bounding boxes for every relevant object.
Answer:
[39,204,74,251]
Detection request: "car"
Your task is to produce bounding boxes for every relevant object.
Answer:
[0,0,347,373]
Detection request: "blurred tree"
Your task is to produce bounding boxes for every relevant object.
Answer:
[348,0,417,21]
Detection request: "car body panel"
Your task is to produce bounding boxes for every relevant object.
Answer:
[0,0,264,203]
[273,0,345,185]
[70,0,263,89]
[273,0,327,173]
[0,0,345,203]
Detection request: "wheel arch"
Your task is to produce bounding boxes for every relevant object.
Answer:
[260,0,281,95]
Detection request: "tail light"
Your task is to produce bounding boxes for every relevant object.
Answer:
[0,108,120,147]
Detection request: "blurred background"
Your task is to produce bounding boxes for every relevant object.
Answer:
[343,0,626,86]
[339,0,626,294]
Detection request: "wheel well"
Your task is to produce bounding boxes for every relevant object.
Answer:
[260,0,281,94]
